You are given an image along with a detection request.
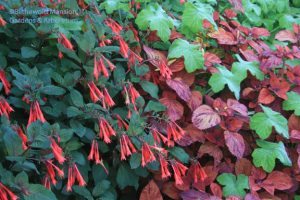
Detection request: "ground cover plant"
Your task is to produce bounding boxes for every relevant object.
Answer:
[0,0,300,199]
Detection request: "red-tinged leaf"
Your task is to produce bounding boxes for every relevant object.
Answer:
[147,31,160,42]
[176,133,194,146]
[270,74,290,99]
[275,30,297,43]
[239,49,259,62]
[245,193,261,200]
[251,27,270,38]
[143,45,167,68]
[204,52,222,67]
[170,30,184,41]
[192,105,221,130]
[224,9,237,18]
[226,196,242,200]
[198,142,223,166]
[184,124,205,143]
[261,171,293,195]
[223,117,244,132]
[224,131,245,159]
[162,182,180,200]
[204,128,225,147]
[180,189,210,200]
[166,78,192,102]
[173,70,195,87]
[227,99,248,117]
[258,88,275,105]
[139,180,163,200]
[187,91,203,110]
[160,98,184,121]
[208,28,237,45]
[290,130,300,140]
[235,158,252,176]
[288,114,300,131]
[228,0,244,12]
[210,183,222,198]
[168,58,185,72]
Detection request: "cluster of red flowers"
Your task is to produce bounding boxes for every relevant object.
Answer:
[0,182,18,200]
[66,163,86,192]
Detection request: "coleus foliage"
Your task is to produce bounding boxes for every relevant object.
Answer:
[0,0,299,199]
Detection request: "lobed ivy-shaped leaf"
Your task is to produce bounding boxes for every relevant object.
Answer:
[100,0,130,14]
[168,39,204,73]
[217,173,249,198]
[135,3,174,42]
[252,140,292,173]
[283,91,300,116]
[250,105,289,139]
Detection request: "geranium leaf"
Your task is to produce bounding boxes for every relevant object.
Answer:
[252,140,292,173]
[168,39,204,73]
[233,55,264,80]
[283,91,300,116]
[135,3,174,42]
[208,64,246,99]
[216,173,249,198]
[100,0,130,14]
[250,105,289,139]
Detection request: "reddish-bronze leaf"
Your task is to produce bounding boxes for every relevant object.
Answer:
[180,189,210,200]
[198,142,223,166]
[235,158,252,176]
[166,78,192,102]
[224,131,245,159]
[168,58,185,72]
[173,70,195,87]
[228,0,244,12]
[275,30,297,43]
[192,105,221,130]
[210,183,222,198]
[187,91,203,110]
[261,171,293,195]
[288,114,300,131]
[160,98,184,121]
[251,27,270,38]
[204,52,222,67]
[162,182,180,200]
[184,124,205,143]
[208,28,237,45]
[143,45,167,68]
[269,74,290,100]
[227,99,248,117]
[258,88,275,104]
[204,128,225,147]
[140,180,163,200]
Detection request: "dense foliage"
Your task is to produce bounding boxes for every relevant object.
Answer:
[0,0,300,199]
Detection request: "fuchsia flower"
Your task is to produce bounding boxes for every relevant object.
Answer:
[0,70,11,95]
[12,125,28,150]
[0,97,13,119]
[27,101,46,127]
[45,160,64,186]
[58,33,74,50]
[50,138,66,164]
[119,135,136,160]
[189,161,207,183]
[167,122,185,147]
[0,182,18,200]
[98,118,116,143]
[0,17,6,27]
[170,160,188,185]
[141,143,156,167]
[105,18,122,34]
[66,163,86,192]
[87,81,103,103]
[159,155,171,179]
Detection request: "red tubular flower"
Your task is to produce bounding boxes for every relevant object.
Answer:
[88,139,102,164]
[58,51,63,59]
[38,0,46,7]
[101,54,116,71]
[73,164,86,187]
[99,118,116,143]
[151,129,168,145]
[190,161,207,183]
[159,61,172,79]
[102,88,115,109]
[50,138,66,164]
[115,36,129,58]
[0,97,13,119]
[167,122,185,146]
[141,143,156,167]
[171,160,188,185]
[12,125,28,150]
[180,0,185,4]
[128,50,143,69]
[45,160,57,185]
[58,33,74,50]
[0,182,18,200]
[119,135,136,160]
[27,101,46,127]
[87,81,103,103]
[159,155,171,179]
[123,86,130,105]
[128,83,140,104]
[0,17,6,27]
[0,70,11,95]
[66,165,75,192]
[105,18,122,34]
[115,114,128,130]
[42,176,51,190]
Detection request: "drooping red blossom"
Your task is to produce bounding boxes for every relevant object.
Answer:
[128,83,140,104]
[158,60,172,79]
[105,18,122,34]
[170,160,188,185]
[98,118,116,143]
[58,33,74,50]
[87,81,103,103]
[66,163,86,192]
[0,97,13,119]
[166,122,185,146]
[0,70,11,95]
[45,160,64,185]
[159,155,171,179]
[100,54,116,71]
[12,125,28,150]
[115,114,129,130]
[50,138,66,164]
[128,49,143,69]
[189,161,207,183]
[0,17,6,26]
[102,88,115,109]
[151,129,168,145]
[120,134,137,160]
[38,0,46,7]
[141,142,156,167]
[115,36,129,58]
[42,176,51,190]
[58,51,63,59]
[27,101,46,127]
[93,54,109,80]
[0,182,18,200]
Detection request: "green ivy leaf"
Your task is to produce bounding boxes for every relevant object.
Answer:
[135,3,174,42]
[252,140,292,173]
[208,64,246,99]
[181,2,217,38]
[250,105,289,139]
[100,0,130,14]
[283,91,300,116]
[233,55,264,81]
[168,39,203,73]
[116,164,139,190]
[217,173,249,198]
